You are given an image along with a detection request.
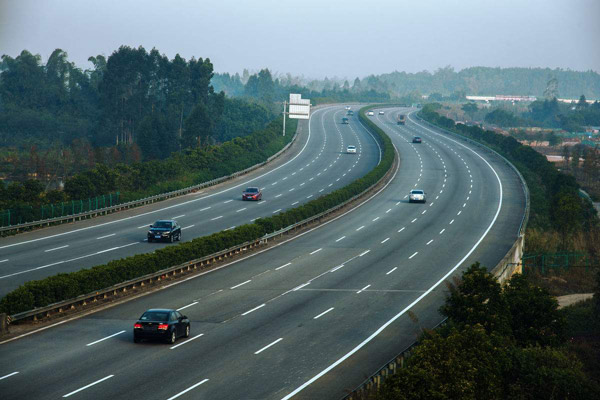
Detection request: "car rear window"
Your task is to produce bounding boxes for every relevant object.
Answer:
[141,311,169,321]
[412,190,424,194]
[153,221,172,228]
[245,188,258,193]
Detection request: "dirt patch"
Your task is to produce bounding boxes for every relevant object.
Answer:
[557,293,594,309]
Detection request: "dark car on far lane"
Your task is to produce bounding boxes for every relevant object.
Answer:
[133,309,190,344]
[242,187,262,201]
[412,136,422,143]
[147,219,181,243]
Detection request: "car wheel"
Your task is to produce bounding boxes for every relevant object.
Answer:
[177,232,181,241]
[168,330,176,344]
[184,324,190,338]
[170,234,174,243]
[148,237,153,243]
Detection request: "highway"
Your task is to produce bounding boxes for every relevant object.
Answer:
[0,106,526,399]
[0,105,380,296]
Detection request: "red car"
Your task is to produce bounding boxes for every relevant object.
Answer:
[242,187,262,201]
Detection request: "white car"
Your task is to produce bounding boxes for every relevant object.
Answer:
[379,111,384,115]
[367,111,374,116]
[409,189,426,203]
[346,145,357,154]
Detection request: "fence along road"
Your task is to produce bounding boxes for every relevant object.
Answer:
[0,105,381,296]
[0,106,526,399]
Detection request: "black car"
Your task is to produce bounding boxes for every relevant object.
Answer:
[412,136,422,143]
[148,220,181,242]
[133,309,190,344]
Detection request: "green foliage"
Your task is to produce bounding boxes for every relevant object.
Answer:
[0,105,394,315]
[504,274,565,346]
[506,346,598,399]
[484,109,522,127]
[379,268,599,399]
[440,263,511,336]
[378,325,509,400]
[442,264,566,347]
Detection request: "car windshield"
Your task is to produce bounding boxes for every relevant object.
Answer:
[348,146,355,149]
[245,188,258,193]
[411,190,424,195]
[153,221,172,228]
[140,311,169,321]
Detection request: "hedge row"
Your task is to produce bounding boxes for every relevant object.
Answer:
[0,106,395,315]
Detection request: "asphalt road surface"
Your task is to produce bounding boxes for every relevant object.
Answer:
[0,106,526,400]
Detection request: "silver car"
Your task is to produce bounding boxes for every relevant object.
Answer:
[409,189,426,203]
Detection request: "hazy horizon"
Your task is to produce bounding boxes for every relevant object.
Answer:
[1,0,599,79]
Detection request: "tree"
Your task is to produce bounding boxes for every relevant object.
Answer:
[378,325,509,400]
[461,102,478,121]
[551,191,583,245]
[440,263,511,335]
[182,101,212,148]
[507,346,598,399]
[576,94,589,110]
[63,174,95,199]
[504,273,565,347]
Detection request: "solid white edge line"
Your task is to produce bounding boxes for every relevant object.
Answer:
[86,330,126,346]
[166,379,209,400]
[63,375,114,397]
[170,333,204,349]
[313,307,334,319]
[254,338,283,354]
[279,110,504,400]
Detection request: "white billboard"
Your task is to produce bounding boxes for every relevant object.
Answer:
[288,93,310,119]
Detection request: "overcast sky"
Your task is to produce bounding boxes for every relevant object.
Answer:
[0,0,598,79]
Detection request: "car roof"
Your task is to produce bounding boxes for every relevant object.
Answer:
[245,187,259,190]
[411,189,424,193]
[144,308,176,313]
[154,219,175,223]
[347,145,356,147]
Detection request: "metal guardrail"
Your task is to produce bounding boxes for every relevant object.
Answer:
[8,110,396,324]
[0,129,299,235]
